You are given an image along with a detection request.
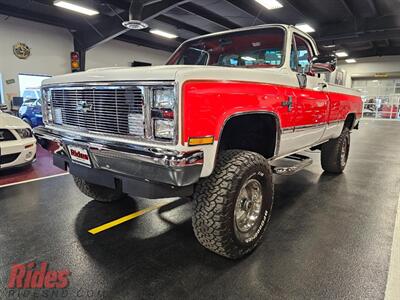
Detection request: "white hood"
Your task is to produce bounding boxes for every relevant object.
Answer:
[42,64,295,88]
[0,112,31,129]
[42,65,199,86]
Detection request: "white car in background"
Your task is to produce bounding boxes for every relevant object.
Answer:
[0,111,36,170]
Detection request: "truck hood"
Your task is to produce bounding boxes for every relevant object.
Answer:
[42,65,203,86]
[42,65,293,87]
[0,112,31,129]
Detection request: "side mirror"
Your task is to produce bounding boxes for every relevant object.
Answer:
[311,54,337,73]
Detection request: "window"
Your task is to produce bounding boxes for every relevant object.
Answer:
[290,34,314,75]
[22,90,37,100]
[395,81,400,94]
[168,27,285,69]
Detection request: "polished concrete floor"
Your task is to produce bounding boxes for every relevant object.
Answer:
[0,120,399,299]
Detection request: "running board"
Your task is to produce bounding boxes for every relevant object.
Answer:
[270,154,313,176]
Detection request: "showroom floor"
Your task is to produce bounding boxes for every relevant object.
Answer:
[0,145,66,187]
[1,120,399,299]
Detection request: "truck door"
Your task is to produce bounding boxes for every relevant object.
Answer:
[290,33,329,150]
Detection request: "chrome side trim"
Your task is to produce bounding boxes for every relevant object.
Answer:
[294,123,326,132]
[280,120,346,135]
[282,127,295,134]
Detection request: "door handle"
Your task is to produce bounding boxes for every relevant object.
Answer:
[281,96,293,112]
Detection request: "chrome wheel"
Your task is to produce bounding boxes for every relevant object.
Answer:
[234,179,263,233]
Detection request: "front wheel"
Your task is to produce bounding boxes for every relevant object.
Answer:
[321,128,350,174]
[192,150,274,259]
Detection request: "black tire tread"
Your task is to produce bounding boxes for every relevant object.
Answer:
[321,128,350,173]
[192,150,272,259]
[73,176,124,203]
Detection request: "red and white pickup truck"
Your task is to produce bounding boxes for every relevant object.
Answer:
[35,24,362,259]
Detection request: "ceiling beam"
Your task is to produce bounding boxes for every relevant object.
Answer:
[116,34,177,52]
[348,46,400,59]
[317,30,400,45]
[339,0,355,17]
[319,15,400,38]
[179,2,240,30]
[224,0,280,24]
[73,14,130,51]
[280,0,313,23]
[365,0,378,16]
[74,0,191,51]
[155,15,209,35]
[0,2,80,30]
[142,0,192,20]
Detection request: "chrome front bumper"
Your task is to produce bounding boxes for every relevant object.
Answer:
[33,126,203,190]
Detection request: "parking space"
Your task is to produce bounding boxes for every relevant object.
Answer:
[1,120,399,299]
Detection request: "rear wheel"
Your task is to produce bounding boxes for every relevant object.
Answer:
[321,128,350,174]
[192,150,273,259]
[73,176,125,203]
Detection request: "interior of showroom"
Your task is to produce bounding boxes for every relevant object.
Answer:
[0,0,399,299]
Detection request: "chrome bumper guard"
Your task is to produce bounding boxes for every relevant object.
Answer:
[34,126,203,195]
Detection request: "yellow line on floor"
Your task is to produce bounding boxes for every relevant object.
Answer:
[88,202,167,235]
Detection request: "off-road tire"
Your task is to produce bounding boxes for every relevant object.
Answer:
[73,176,125,203]
[192,150,273,259]
[321,128,350,174]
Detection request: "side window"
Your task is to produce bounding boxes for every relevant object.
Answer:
[23,90,36,99]
[290,34,315,76]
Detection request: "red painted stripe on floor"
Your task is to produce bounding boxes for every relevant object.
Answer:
[0,145,67,186]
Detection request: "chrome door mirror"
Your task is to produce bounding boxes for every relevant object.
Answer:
[311,54,337,73]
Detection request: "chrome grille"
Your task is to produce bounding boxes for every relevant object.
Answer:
[50,87,144,136]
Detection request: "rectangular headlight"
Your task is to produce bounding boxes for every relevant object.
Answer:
[41,89,53,123]
[154,119,174,139]
[153,88,175,109]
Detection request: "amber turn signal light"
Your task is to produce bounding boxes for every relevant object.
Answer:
[188,136,214,146]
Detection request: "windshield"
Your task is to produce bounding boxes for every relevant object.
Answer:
[167,27,285,68]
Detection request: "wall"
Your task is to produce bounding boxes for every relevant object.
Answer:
[86,39,170,70]
[338,56,400,88]
[0,15,73,103]
[0,15,172,106]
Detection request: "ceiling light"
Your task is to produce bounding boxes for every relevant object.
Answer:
[254,0,283,10]
[150,29,178,39]
[336,51,349,58]
[345,58,356,63]
[295,23,315,33]
[323,44,336,48]
[54,1,99,16]
[242,56,257,61]
[122,20,148,30]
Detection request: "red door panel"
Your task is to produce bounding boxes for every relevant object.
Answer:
[181,81,296,143]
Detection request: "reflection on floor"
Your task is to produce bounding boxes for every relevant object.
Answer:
[0,145,66,187]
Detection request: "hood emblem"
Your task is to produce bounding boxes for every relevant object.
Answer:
[77,100,93,113]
